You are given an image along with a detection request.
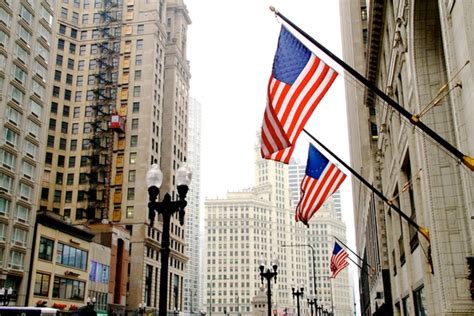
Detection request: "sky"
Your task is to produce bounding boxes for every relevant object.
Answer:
[185,0,357,298]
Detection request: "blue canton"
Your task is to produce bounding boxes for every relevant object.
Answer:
[272,26,311,84]
[305,144,329,179]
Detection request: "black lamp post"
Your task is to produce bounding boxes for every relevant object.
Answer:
[147,164,192,316]
[307,296,316,316]
[258,256,279,316]
[0,287,13,306]
[292,286,304,316]
[315,305,323,316]
[138,303,146,315]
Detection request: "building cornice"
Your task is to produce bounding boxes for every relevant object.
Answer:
[364,0,386,108]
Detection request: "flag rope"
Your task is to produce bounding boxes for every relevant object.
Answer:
[269,7,474,172]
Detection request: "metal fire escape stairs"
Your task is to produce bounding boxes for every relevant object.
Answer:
[87,0,125,222]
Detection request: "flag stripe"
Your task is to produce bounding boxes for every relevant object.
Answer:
[296,162,346,224]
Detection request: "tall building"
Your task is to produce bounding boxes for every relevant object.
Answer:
[183,97,202,316]
[204,142,309,316]
[0,0,54,304]
[340,0,474,314]
[0,0,190,311]
[288,158,352,314]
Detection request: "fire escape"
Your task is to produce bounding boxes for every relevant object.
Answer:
[87,0,124,221]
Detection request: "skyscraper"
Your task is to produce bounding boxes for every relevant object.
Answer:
[0,0,54,304]
[183,97,202,316]
[3,0,192,312]
[288,157,352,314]
[204,142,309,316]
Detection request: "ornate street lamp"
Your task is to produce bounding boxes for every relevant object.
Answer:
[307,295,316,316]
[292,286,304,316]
[86,297,96,311]
[0,287,13,306]
[147,163,192,316]
[258,255,279,316]
[138,303,146,315]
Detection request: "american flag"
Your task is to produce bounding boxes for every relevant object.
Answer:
[330,242,349,278]
[295,144,346,225]
[261,26,338,164]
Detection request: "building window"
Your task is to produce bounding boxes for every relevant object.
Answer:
[15,205,29,223]
[129,152,137,164]
[12,228,27,246]
[56,243,88,270]
[126,206,134,218]
[52,276,85,301]
[0,198,9,216]
[134,70,142,80]
[89,261,110,284]
[57,39,65,50]
[54,190,61,203]
[34,272,51,297]
[59,24,66,34]
[132,102,140,113]
[9,250,24,270]
[414,286,427,316]
[69,157,76,168]
[130,135,138,147]
[131,118,139,129]
[127,188,135,200]
[0,223,5,241]
[133,86,141,97]
[128,170,136,182]
[38,237,54,262]
[0,173,13,193]
[135,54,142,65]
[137,24,144,34]
[136,39,143,50]
[4,128,19,147]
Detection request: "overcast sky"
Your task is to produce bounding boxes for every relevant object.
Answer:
[185,0,356,277]
[185,0,358,305]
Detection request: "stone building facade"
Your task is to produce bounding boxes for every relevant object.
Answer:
[340,0,474,315]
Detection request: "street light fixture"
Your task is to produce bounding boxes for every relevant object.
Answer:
[147,163,192,316]
[307,295,316,316]
[258,255,279,316]
[0,287,13,306]
[292,286,304,316]
[138,303,146,315]
[315,305,323,316]
[86,297,96,312]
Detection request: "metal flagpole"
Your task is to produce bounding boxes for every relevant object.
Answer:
[303,129,430,243]
[269,6,474,172]
[332,236,371,271]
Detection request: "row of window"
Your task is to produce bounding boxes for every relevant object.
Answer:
[38,237,88,270]
[34,272,86,301]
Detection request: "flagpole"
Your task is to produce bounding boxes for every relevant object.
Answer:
[303,129,430,243]
[332,236,372,270]
[269,7,474,172]
[347,256,363,271]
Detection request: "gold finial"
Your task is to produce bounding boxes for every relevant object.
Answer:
[463,156,474,171]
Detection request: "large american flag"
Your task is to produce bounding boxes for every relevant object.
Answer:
[330,242,349,278]
[261,26,338,164]
[295,144,346,225]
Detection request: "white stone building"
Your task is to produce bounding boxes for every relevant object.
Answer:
[340,0,474,314]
